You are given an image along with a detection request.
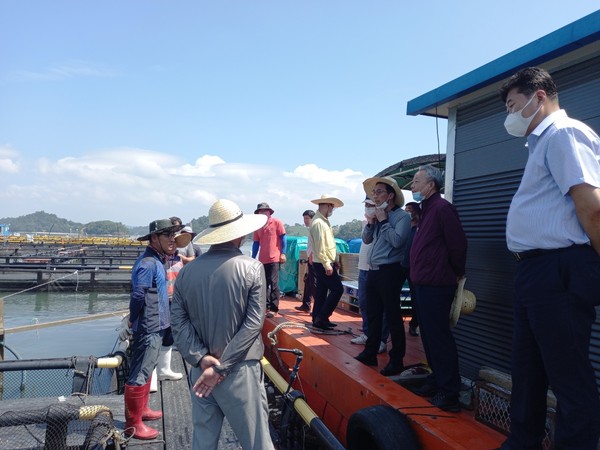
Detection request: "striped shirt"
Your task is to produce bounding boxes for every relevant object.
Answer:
[506,110,600,252]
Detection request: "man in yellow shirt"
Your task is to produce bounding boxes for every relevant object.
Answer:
[309,195,344,330]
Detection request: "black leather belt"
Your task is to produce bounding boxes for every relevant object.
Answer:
[371,262,402,271]
[513,244,588,262]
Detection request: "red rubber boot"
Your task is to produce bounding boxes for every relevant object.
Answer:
[124,384,159,440]
[142,375,163,421]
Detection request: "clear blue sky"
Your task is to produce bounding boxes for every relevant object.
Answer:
[1,1,598,228]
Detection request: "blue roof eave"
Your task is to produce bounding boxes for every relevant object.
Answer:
[406,10,600,118]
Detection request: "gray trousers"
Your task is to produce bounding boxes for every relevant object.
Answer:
[128,330,163,386]
[190,360,274,450]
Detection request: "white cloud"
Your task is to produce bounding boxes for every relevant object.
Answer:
[0,145,20,173]
[287,163,363,188]
[0,159,19,173]
[1,147,375,229]
[172,155,225,177]
[10,60,117,82]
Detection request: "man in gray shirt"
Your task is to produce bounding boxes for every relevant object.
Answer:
[354,176,411,376]
[171,199,274,450]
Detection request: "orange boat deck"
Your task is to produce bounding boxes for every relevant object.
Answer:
[262,295,505,449]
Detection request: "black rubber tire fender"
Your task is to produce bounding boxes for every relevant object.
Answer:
[346,405,420,450]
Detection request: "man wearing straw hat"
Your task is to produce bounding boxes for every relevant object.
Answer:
[171,199,274,450]
[124,218,184,440]
[410,165,467,413]
[354,177,411,376]
[309,194,344,330]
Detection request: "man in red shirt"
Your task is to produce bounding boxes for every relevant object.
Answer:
[252,202,287,316]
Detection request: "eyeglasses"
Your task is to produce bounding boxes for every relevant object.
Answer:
[372,189,388,195]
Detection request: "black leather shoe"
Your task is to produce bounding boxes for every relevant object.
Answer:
[354,352,378,366]
[408,325,419,336]
[430,392,460,412]
[295,304,310,312]
[325,320,338,327]
[411,383,438,397]
[380,362,404,376]
[313,320,335,330]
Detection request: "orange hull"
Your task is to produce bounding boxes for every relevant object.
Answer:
[262,296,504,449]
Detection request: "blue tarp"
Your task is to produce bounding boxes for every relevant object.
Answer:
[279,235,350,294]
[347,238,362,253]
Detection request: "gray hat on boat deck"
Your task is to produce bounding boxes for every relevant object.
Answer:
[137,219,184,242]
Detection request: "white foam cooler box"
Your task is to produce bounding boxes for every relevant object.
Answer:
[338,280,360,314]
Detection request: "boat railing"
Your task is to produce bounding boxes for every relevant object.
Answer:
[262,355,345,450]
[0,338,129,401]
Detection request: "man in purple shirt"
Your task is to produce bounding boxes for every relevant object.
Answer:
[409,165,467,412]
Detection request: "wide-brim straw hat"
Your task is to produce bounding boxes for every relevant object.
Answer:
[137,219,184,242]
[254,202,274,214]
[193,199,267,245]
[310,195,344,208]
[363,176,405,207]
[450,277,477,327]
[175,226,195,248]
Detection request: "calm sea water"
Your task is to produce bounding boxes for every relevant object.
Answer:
[0,242,253,361]
[1,290,129,360]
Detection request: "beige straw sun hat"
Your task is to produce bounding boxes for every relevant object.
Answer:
[175,226,195,248]
[310,195,344,208]
[450,277,477,327]
[193,199,267,245]
[363,176,405,207]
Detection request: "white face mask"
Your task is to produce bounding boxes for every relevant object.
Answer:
[365,206,376,218]
[376,201,388,210]
[504,95,541,137]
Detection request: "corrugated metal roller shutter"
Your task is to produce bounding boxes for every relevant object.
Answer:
[450,57,600,385]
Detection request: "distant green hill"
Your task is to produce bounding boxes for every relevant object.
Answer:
[1,211,135,237]
[0,212,361,240]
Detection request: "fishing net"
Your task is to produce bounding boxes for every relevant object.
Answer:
[0,402,125,449]
[0,354,129,449]
[0,356,121,400]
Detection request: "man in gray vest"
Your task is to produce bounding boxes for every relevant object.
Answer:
[171,199,274,450]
